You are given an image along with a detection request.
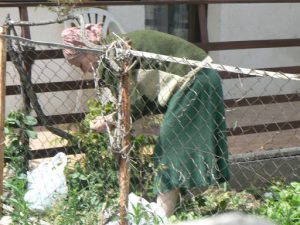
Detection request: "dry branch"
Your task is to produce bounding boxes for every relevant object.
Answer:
[6,15,77,27]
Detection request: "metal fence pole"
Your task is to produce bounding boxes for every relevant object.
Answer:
[19,6,33,168]
[0,26,7,214]
[119,64,131,225]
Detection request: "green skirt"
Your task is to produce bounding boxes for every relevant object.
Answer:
[153,68,230,194]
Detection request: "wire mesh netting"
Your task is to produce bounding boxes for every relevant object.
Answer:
[2,25,300,225]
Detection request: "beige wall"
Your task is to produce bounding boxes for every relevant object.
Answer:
[208,3,300,99]
[1,5,145,117]
[108,5,145,32]
[2,4,300,115]
[2,7,89,116]
[208,3,300,67]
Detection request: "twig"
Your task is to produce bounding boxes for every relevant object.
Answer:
[6,15,77,27]
[92,62,116,149]
[115,72,123,152]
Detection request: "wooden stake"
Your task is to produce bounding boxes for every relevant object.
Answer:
[0,26,7,214]
[119,65,131,225]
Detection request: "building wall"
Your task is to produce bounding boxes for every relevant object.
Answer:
[1,4,300,115]
[208,3,300,99]
[108,5,145,32]
[1,5,145,117]
[1,7,79,116]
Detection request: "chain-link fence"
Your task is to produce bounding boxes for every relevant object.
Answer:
[1,20,300,225]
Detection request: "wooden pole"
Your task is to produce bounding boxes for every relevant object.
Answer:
[0,26,7,214]
[119,65,131,225]
[198,4,209,44]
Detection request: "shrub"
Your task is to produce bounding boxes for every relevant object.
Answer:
[4,111,37,174]
[260,181,300,225]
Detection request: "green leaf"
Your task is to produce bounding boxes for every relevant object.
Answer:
[25,130,38,139]
[6,117,19,126]
[24,116,37,126]
[79,174,88,181]
[4,127,9,134]
[219,199,228,211]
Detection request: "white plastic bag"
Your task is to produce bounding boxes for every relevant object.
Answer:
[24,152,68,212]
[105,193,166,225]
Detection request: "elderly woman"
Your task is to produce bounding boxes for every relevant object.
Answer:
[62,25,230,217]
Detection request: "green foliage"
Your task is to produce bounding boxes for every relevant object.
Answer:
[201,187,261,215]
[72,99,117,174]
[130,134,157,200]
[171,185,261,222]
[171,182,300,224]
[45,175,118,225]
[127,202,164,225]
[44,99,158,224]
[8,101,300,225]
[72,99,158,198]
[3,175,33,225]
[43,100,119,224]
[2,112,41,223]
[260,181,300,225]
[4,111,37,174]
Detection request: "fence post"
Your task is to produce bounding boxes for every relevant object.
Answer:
[19,6,33,168]
[119,64,131,225]
[0,26,7,214]
[19,6,32,111]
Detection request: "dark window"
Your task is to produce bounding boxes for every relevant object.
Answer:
[145,4,193,41]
